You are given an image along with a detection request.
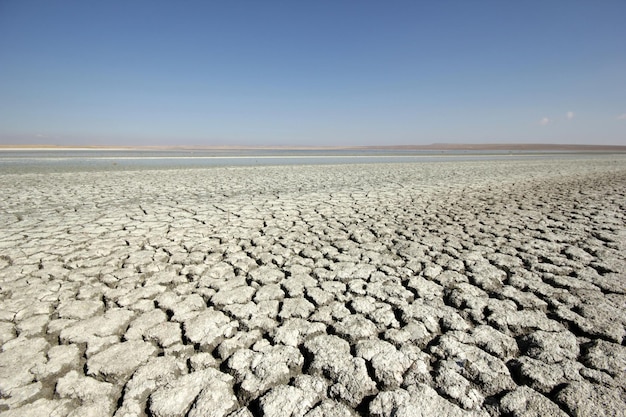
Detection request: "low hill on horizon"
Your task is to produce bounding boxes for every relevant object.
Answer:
[1,143,626,152]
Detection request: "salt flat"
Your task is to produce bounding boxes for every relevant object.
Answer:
[0,157,625,416]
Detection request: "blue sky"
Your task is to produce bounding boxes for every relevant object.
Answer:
[0,1,624,146]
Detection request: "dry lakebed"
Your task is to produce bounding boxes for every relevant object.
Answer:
[0,155,625,416]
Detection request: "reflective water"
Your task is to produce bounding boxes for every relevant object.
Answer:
[0,148,616,174]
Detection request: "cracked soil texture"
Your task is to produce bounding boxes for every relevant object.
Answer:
[1,157,625,416]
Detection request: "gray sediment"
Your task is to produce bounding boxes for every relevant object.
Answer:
[1,157,625,416]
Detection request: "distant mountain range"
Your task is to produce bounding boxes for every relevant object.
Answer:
[1,143,625,151]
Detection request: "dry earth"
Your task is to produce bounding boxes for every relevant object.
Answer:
[1,157,625,416]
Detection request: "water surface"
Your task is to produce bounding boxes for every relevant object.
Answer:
[0,148,618,174]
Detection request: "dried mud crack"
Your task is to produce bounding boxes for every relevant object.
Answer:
[1,157,625,416]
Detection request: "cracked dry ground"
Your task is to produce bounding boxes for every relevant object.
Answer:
[1,158,625,417]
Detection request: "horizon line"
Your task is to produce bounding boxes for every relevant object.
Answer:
[1,143,626,152]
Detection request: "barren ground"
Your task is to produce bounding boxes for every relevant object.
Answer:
[1,157,625,416]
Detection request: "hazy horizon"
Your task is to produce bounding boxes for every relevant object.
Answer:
[1,1,625,147]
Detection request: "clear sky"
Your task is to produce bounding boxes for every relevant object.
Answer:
[0,1,625,146]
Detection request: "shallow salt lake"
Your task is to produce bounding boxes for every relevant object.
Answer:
[0,149,616,174]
